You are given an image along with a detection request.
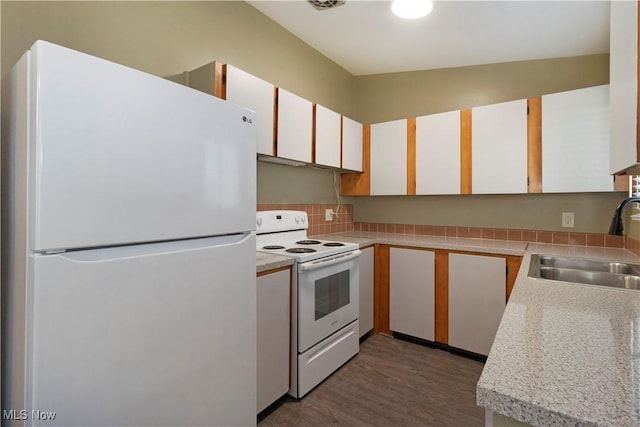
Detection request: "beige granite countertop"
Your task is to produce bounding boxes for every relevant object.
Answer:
[477,243,640,427]
[256,252,293,273]
[313,231,528,256]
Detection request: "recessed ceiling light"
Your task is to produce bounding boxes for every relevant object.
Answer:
[391,0,434,20]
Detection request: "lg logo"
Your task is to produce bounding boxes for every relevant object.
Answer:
[242,115,253,124]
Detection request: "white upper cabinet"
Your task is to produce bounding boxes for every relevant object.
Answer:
[185,63,275,156]
[277,88,313,162]
[342,116,363,172]
[610,0,638,174]
[472,100,528,194]
[416,111,461,195]
[314,104,341,168]
[542,85,612,192]
[370,119,407,195]
[225,65,275,156]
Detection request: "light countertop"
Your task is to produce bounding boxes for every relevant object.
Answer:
[477,243,640,427]
[312,231,528,256]
[256,252,293,273]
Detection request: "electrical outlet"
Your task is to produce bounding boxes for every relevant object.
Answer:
[325,209,334,221]
[561,212,575,228]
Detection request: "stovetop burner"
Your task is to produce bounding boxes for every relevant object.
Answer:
[286,247,317,254]
[323,242,345,247]
[296,240,322,245]
[262,245,285,250]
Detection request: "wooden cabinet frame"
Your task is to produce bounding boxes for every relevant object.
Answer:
[372,244,522,345]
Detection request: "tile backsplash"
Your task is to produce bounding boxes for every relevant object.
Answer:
[256,204,625,249]
[353,222,623,248]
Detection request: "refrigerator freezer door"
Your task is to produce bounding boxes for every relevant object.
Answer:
[26,234,256,426]
[29,41,256,252]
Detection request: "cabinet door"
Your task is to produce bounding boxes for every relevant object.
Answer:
[449,253,505,356]
[542,85,612,192]
[277,88,312,162]
[609,0,638,174]
[257,268,290,413]
[370,120,407,195]
[226,65,275,156]
[342,116,363,172]
[315,104,341,168]
[390,248,435,341]
[359,247,374,337]
[416,111,461,195]
[472,100,527,194]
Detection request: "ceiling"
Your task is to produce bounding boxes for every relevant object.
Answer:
[247,0,611,76]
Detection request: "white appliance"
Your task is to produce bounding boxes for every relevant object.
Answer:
[1,41,257,426]
[256,211,360,398]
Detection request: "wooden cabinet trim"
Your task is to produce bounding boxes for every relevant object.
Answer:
[257,265,292,277]
[273,87,279,157]
[372,244,523,344]
[311,104,317,164]
[407,118,417,195]
[434,251,449,344]
[340,124,370,195]
[373,244,391,334]
[340,115,344,168]
[527,98,542,193]
[288,266,293,388]
[215,62,226,99]
[506,255,522,301]
[460,109,472,194]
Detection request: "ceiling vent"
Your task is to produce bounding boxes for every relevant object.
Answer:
[307,0,345,10]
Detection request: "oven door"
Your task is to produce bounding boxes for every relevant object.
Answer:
[297,249,361,353]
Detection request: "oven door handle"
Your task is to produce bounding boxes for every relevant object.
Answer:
[299,249,362,271]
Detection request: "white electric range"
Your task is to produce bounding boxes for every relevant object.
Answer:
[256,210,361,398]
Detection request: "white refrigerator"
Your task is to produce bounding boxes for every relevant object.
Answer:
[1,41,257,426]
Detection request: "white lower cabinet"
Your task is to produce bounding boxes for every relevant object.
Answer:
[390,247,435,341]
[359,246,374,337]
[257,268,291,413]
[448,253,505,356]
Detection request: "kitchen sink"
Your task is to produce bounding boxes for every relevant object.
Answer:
[535,254,640,275]
[529,254,640,290]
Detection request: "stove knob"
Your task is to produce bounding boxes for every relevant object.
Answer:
[301,216,306,224]
[295,216,300,224]
[257,217,263,228]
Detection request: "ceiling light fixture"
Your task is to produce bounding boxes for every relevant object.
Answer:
[391,0,433,19]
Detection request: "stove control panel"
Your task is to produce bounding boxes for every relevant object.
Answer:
[256,210,308,234]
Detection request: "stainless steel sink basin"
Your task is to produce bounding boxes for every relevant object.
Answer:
[535,254,640,275]
[529,254,640,290]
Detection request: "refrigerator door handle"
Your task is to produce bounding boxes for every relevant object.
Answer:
[45,233,254,262]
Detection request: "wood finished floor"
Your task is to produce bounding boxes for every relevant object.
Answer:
[259,334,486,427]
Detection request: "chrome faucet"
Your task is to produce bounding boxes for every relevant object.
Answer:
[608,197,640,235]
